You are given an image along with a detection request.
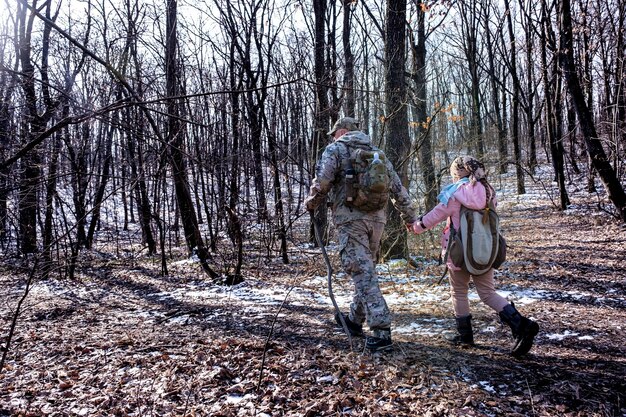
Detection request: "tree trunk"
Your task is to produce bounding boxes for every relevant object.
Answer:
[460,0,484,158]
[0,84,14,242]
[558,0,626,221]
[310,0,330,245]
[342,0,355,116]
[42,133,60,278]
[504,0,525,194]
[523,3,537,173]
[482,2,507,174]
[566,100,580,174]
[382,0,410,260]
[17,1,54,254]
[165,0,220,278]
[409,3,436,211]
[85,113,115,249]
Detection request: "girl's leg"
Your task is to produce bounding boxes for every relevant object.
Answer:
[472,269,509,313]
[449,268,471,317]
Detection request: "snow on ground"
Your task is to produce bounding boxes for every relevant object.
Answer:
[22,252,575,342]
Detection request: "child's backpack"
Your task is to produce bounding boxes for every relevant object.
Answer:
[447,202,506,275]
[343,146,391,212]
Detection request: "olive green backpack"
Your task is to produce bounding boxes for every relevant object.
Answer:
[343,146,391,212]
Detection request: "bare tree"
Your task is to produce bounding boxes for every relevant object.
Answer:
[540,0,570,209]
[408,1,437,211]
[382,0,410,259]
[503,0,525,193]
[458,0,485,159]
[558,0,626,221]
[16,0,59,254]
[342,0,355,116]
[165,0,220,279]
[310,0,331,244]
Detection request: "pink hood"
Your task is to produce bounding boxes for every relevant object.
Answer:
[453,182,490,210]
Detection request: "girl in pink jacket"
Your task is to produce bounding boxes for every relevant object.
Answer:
[413,156,539,357]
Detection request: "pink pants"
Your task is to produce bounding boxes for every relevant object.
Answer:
[448,268,509,317]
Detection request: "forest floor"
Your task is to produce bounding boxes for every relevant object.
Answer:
[1,170,626,417]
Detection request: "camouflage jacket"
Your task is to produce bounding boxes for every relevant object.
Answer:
[306,131,417,225]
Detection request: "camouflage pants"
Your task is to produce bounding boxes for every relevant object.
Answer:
[337,219,390,330]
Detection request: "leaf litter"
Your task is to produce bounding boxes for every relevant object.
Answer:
[1,173,625,416]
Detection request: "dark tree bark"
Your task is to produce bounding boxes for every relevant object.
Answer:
[558,0,626,221]
[165,0,220,279]
[520,0,538,173]
[126,2,157,255]
[409,1,436,211]
[342,0,355,116]
[539,1,569,209]
[85,112,114,249]
[0,67,16,242]
[63,123,89,249]
[17,0,58,254]
[382,0,410,260]
[566,100,580,174]
[481,1,508,174]
[504,0,525,194]
[459,0,484,159]
[310,0,330,245]
[125,110,156,255]
[42,133,60,278]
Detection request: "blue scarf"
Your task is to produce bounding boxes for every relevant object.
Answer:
[437,178,470,206]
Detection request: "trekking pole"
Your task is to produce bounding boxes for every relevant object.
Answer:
[312,213,354,351]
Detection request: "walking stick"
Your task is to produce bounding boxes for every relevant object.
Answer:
[312,213,354,351]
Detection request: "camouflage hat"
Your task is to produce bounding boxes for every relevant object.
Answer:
[327,117,360,135]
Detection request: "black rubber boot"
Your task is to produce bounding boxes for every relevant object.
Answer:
[334,312,364,337]
[499,303,539,357]
[365,328,393,352]
[446,315,475,346]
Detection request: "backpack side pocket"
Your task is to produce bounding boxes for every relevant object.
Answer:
[492,233,507,269]
[449,233,464,268]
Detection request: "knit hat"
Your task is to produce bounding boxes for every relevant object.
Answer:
[450,156,487,183]
[327,117,360,135]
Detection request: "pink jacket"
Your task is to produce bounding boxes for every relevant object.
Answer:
[414,182,496,270]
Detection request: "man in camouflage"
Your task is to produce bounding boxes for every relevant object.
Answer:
[305,117,418,351]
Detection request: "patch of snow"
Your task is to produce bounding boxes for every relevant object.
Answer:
[171,258,197,266]
[226,394,244,404]
[496,288,554,304]
[478,381,496,393]
[316,375,336,383]
[385,259,408,269]
[577,335,594,341]
[394,321,447,336]
[385,290,448,305]
[167,316,191,324]
[546,330,579,340]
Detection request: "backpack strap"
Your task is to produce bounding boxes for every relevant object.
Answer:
[340,142,357,207]
[436,217,456,285]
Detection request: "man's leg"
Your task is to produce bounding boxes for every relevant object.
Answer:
[339,221,391,351]
[339,220,390,329]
